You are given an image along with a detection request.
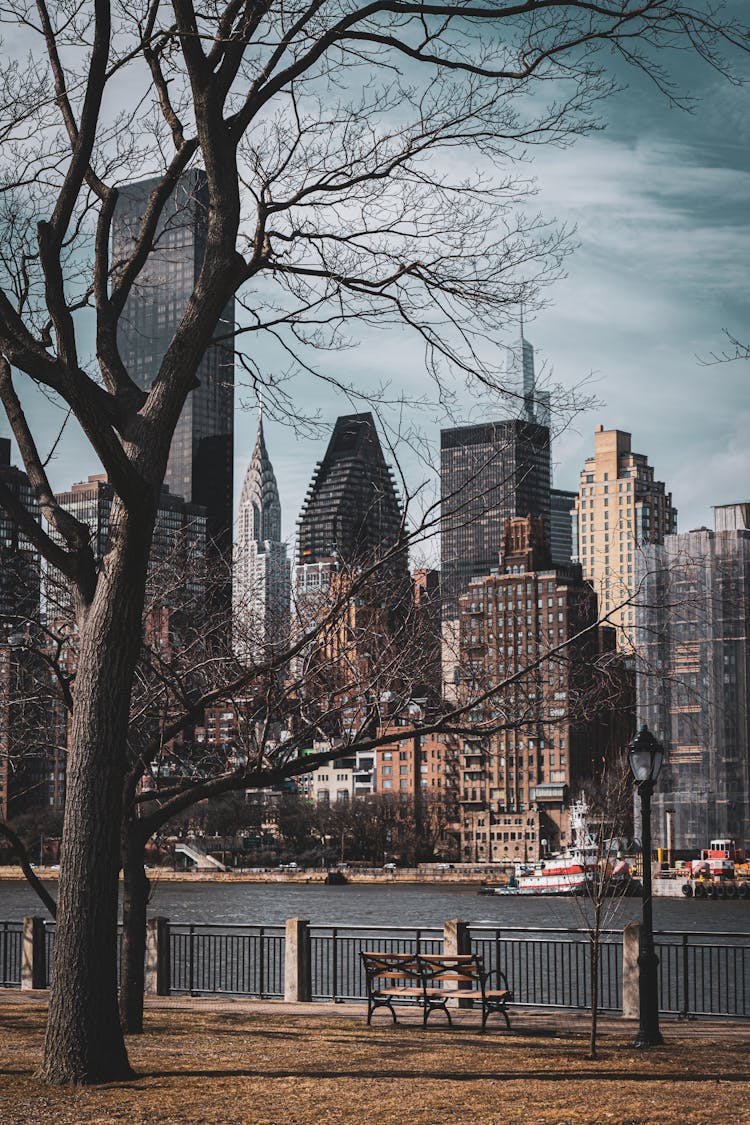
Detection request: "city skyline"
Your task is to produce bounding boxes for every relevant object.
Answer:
[2,40,746,546]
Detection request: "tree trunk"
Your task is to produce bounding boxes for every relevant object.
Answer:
[119,823,150,1034]
[39,500,153,1084]
[589,900,601,1060]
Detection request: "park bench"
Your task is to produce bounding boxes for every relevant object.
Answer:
[360,951,513,1031]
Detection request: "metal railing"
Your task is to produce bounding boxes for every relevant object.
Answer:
[310,925,442,1001]
[469,926,623,1012]
[2,918,748,1020]
[0,921,22,987]
[655,931,749,1019]
[169,923,285,998]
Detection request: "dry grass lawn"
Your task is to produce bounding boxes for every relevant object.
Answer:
[0,996,748,1125]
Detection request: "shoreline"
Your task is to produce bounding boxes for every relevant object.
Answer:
[0,865,498,886]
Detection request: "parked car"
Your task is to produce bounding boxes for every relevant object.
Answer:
[434,863,454,871]
[383,862,397,871]
[279,862,299,870]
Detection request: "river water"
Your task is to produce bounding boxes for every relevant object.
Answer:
[1,878,747,934]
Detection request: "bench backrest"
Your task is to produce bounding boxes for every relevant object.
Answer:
[360,951,422,985]
[417,953,487,992]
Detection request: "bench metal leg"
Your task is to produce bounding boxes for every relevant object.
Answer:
[368,996,398,1025]
[423,999,452,1028]
[481,1003,511,1031]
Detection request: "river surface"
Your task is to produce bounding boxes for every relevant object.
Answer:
[1,879,747,934]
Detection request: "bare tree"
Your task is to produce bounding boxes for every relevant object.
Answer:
[0,0,746,1086]
[572,756,636,1060]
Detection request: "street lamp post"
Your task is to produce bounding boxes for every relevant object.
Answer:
[628,723,665,1048]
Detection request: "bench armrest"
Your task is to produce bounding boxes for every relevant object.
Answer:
[487,966,511,991]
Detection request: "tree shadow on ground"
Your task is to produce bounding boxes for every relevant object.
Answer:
[137,1067,748,1084]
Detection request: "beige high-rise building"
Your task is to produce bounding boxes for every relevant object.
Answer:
[573,426,677,647]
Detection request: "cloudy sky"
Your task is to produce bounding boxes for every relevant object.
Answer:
[253,49,750,546]
[3,22,748,552]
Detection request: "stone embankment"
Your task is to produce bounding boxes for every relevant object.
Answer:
[0,864,508,886]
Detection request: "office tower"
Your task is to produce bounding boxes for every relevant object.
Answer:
[455,516,631,862]
[48,475,207,619]
[233,415,290,663]
[296,412,407,586]
[0,440,46,818]
[505,328,551,426]
[113,170,234,557]
[572,426,677,647]
[440,419,551,619]
[0,438,41,623]
[550,488,577,567]
[637,503,750,852]
[412,568,442,697]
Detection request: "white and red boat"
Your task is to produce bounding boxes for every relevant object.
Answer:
[490,801,599,896]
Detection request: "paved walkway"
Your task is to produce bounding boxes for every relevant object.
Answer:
[145,995,750,1038]
[7,988,748,1039]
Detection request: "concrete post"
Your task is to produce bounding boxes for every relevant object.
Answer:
[284,917,311,1003]
[21,916,46,990]
[622,921,641,1020]
[443,917,472,1007]
[145,916,171,996]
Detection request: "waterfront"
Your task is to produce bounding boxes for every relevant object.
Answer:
[1,878,747,933]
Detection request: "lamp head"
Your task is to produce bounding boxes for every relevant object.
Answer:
[628,724,664,785]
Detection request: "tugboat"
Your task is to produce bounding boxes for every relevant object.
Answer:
[487,801,600,896]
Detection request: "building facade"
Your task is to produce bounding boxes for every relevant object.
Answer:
[637,503,750,852]
[0,440,51,820]
[456,516,629,862]
[440,419,551,620]
[233,416,290,664]
[113,170,234,557]
[48,474,207,619]
[572,426,677,648]
[0,437,40,624]
[295,412,406,581]
[550,487,577,567]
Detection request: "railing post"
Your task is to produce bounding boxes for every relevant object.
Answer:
[21,916,46,990]
[680,933,690,1019]
[145,916,171,996]
[444,917,472,1008]
[622,922,641,1020]
[284,917,312,1003]
[188,924,195,995]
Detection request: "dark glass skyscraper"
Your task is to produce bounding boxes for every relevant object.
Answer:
[113,169,234,554]
[0,437,40,623]
[296,413,406,576]
[440,419,551,618]
[550,487,577,567]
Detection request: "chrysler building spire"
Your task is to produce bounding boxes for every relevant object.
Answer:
[233,413,290,663]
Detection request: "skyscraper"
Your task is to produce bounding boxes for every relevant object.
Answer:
[572,426,677,647]
[113,169,234,555]
[0,437,40,623]
[47,475,207,622]
[440,419,551,618]
[233,414,290,663]
[296,412,406,584]
[550,488,577,567]
[637,502,750,852]
[455,516,629,861]
[0,439,45,819]
[505,327,551,427]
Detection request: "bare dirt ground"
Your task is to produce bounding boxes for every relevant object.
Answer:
[0,995,747,1125]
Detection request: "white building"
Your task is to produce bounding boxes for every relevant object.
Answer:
[233,415,290,664]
